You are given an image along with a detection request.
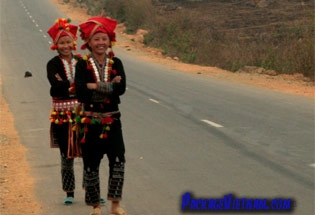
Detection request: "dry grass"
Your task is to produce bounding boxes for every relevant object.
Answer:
[101,0,314,79]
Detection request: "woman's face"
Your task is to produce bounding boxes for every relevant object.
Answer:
[56,36,74,57]
[88,32,110,55]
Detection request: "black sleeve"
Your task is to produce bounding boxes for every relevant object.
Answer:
[46,57,70,97]
[75,57,126,104]
[112,57,126,97]
[75,59,94,103]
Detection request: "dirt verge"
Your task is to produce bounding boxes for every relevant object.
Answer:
[0,76,42,214]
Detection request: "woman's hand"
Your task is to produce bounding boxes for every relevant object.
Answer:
[111,76,122,83]
[87,83,97,90]
[55,73,62,81]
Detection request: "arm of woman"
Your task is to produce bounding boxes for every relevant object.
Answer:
[47,58,70,97]
[112,57,126,96]
[75,59,94,103]
[95,57,126,96]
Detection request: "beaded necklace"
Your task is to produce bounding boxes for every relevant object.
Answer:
[89,57,110,82]
[60,57,76,83]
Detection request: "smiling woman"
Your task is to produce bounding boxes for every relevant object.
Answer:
[46,18,83,205]
[75,16,128,215]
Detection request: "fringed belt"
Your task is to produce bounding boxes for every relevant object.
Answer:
[52,98,79,111]
[76,110,120,143]
[50,99,79,124]
[78,110,120,118]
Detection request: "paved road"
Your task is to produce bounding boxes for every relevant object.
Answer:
[0,0,314,214]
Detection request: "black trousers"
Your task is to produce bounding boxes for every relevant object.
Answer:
[81,118,126,206]
[51,123,75,192]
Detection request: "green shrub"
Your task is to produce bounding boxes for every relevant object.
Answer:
[71,0,315,79]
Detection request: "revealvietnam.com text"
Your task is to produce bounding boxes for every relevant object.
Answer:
[182,193,293,212]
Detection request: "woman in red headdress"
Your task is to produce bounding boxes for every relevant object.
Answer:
[46,18,81,205]
[75,16,127,215]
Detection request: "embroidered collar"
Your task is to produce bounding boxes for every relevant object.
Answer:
[88,56,110,82]
[60,57,76,83]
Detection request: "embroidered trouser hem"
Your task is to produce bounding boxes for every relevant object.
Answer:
[84,170,100,205]
[61,155,75,192]
[107,159,125,200]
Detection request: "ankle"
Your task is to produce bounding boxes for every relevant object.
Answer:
[111,200,120,209]
[93,204,101,209]
[67,191,74,198]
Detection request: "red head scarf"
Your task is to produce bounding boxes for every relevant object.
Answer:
[79,16,117,50]
[47,18,78,50]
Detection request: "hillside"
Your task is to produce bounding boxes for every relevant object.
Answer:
[149,0,314,75]
[156,0,313,46]
[157,0,312,32]
[59,0,314,78]
[51,0,314,98]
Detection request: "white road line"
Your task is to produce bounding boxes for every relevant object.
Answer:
[309,163,315,168]
[23,128,49,132]
[149,98,159,104]
[201,119,224,128]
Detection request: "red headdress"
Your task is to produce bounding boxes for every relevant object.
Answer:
[79,16,117,50]
[47,18,78,51]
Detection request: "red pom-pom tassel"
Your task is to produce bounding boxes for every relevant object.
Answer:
[50,44,58,50]
[80,137,86,144]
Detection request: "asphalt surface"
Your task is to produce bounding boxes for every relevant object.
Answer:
[0,0,314,214]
